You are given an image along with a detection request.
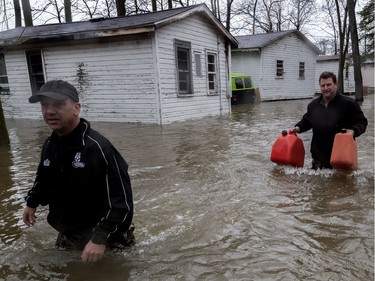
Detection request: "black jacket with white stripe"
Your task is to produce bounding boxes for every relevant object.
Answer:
[26,118,133,245]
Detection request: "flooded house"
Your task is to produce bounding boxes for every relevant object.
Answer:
[315,55,356,94]
[316,55,375,95]
[362,60,374,93]
[0,4,237,125]
[231,30,320,101]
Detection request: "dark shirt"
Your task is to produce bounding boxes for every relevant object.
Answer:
[26,118,133,246]
[295,93,367,167]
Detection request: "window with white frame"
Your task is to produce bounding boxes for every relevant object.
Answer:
[0,54,9,93]
[276,60,284,78]
[207,52,218,94]
[26,50,45,94]
[299,62,305,79]
[175,40,193,96]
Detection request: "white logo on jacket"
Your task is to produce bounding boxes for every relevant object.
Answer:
[72,152,85,168]
[43,159,50,166]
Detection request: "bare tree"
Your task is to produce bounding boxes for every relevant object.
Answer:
[288,0,316,31]
[21,0,33,25]
[81,0,100,18]
[13,0,22,27]
[359,0,374,60]
[236,0,292,33]
[272,0,286,31]
[64,0,71,21]
[32,0,65,23]
[225,0,234,31]
[116,0,125,15]
[347,0,363,101]
[235,0,259,34]
[321,0,339,54]
[333,0,349,94]
[317,38,336,55]
[211,0,219,18]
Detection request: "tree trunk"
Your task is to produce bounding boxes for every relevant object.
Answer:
[116,0,126,16]
[334,0,348,94]
[348,0,363,101]
[152,0,157,12]
[0,98,10,145]
[252,0,258,34]
[13,0,22,27]
[226,0,233,31]
[337,51,345,94]
[21,0,33,26]
[64,0,72,22]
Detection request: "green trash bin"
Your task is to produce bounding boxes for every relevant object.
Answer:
[231,73,255,104]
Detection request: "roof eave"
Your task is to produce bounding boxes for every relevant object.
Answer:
[0,26,156,48]
[154,5,238,47]
[232,48,260,52]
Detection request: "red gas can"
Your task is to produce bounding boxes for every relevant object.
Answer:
[330,131,358,170]
[270,130,305,167]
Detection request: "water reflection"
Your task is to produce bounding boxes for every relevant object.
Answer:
[0,97,373,280]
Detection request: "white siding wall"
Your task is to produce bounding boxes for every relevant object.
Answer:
[2,16,232,124]
[155,14,231,124]
[3,35,159,123]
[362,63,374,90]
[1,50,40,119]
[260,34,316,101]
[315,60,355,94]
[231,51,261,87]
[44,37,158,123]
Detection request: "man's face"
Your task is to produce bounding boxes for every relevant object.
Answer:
[40,97,81,136]
[319,77,337,101]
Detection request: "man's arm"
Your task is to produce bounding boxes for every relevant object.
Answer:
[81,241,106,263]
[87,142,133,245]
[350,102,368,137]
[22,206,37,226]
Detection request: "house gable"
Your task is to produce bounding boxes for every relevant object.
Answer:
[155,14,231,123]
[232,30,319,101]
[315,55,356,94]
[0,4,236,124]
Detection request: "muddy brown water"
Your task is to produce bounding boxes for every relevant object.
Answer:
[0,97,373,281]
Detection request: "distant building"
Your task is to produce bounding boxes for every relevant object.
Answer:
[232,30,320,101]
[315,55,355,94]
[361,60,374,93]
[0,4,237,124]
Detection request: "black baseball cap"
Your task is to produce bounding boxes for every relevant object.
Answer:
[29,80,79,103]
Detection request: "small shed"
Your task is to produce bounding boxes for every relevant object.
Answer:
[361,60,374,93]
[231,30,320,101]
[0,4,237,124]
[315,55,355,94]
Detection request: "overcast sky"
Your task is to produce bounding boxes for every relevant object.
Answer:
[5,0,366,47]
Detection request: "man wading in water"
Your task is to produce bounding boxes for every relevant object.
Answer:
[290,71,367,169]
[23,80,135,263]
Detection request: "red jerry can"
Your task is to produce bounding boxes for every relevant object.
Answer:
[330,131,358,170]
[270,130,305,168]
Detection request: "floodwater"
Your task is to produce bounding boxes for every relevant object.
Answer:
[0,97,374,281]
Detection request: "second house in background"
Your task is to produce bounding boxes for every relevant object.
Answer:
[232,30,320,101]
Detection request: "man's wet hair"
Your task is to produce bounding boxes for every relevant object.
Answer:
[319,71,337,84]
